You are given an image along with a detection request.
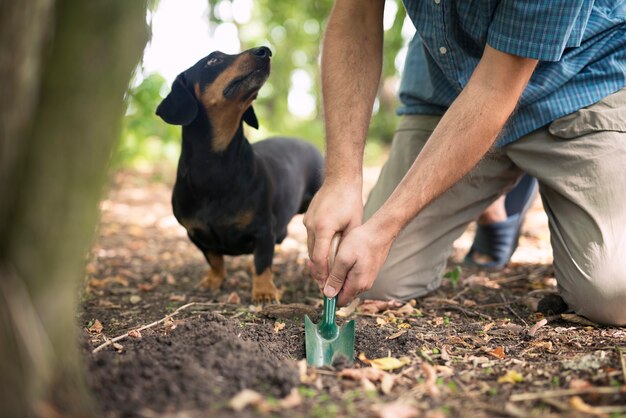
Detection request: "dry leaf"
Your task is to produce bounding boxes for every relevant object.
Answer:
[340,367,388,382]
[528,318,547,337]
[128,329,142,339]
[497,370,523,384]
[229,389,264,412]
[361,378,377,392]
[278,388,302,409]
[359,299,403,314]
[376,317,388,326]
[227,292,241,305]
[137,282,158,292]
[372,402,418,418]
[570,396,597,414]
[273,321,285,333]
[387,329,407,340]
[88,319,103,334]
[337,298,360,318]
[393,300,417,316]
[169,294,186,302]
[421,362,440,397]
[368,356,411,371]
[561,313,597,327]
[397,323,411,330]
[569,379,592,390]
[380,374,395,395]
[129,295,141,304]
[440,345,451,361]
[488,346,506,360]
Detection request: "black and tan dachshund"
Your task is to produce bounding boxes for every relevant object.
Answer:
[156,47,323,303]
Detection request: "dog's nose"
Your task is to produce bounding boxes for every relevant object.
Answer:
[252,46,272,58]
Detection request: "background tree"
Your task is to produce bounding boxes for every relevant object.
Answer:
[0,1,148,416]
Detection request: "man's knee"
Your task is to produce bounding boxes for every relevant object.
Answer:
[564,259,626,326]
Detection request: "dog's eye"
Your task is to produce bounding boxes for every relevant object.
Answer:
[207,56,222,66]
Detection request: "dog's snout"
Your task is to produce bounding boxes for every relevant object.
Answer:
[252,46,272,59]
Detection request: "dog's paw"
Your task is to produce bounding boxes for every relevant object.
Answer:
[251,280,280,304]
[196,270,224,291]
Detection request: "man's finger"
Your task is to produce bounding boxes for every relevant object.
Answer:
[324,249,355,298]
[311,232,333,281]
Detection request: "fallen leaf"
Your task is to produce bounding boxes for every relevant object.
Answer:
[488,346,506,360]
[421,362,440,397]
[376,317,388,326]
[273,321,285,333]
[569,379,592,390]
[128,329,141,339]
[278,388,302,409]
[226,292,241,305]
[368,356,411,371]
[337,298,360,317]
[561,313,597,327]
[229,389,264,412]
[570,396,597,414]
[137,282,158,292]
[387,330,407,340]
[88,319,103,334]
[392,300,417,316]
[169,294,186,302]
[440,345,451,361]
[361,378,377,392]
[129,295,141,304]
[380,374,395,395]
[371,402,418,418]
[497,370,523,384]
[397,323,411,330]
[359,299,403,314]
[528,318,547,337]
[340,367,388,382]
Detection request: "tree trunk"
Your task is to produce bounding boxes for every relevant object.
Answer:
[0,1,148,416]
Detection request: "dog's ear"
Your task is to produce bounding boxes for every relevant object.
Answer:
[156,74,198,126]
[242,105,259,129]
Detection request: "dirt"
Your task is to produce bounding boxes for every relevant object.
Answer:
[81,169,626,418]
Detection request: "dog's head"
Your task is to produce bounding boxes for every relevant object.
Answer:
[156,47,271,150]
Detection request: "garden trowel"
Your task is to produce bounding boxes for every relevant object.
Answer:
[304,234,355,367]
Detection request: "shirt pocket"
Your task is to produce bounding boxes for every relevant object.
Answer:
[548,88,626,139]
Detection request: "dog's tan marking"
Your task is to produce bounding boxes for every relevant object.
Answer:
[180,218,207,236]
[195,55,258,152]
[232,209,254,229]
[252,268,280,303]
[197,252,226,290]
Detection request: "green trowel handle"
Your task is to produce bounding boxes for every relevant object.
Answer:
[318,295,339,339]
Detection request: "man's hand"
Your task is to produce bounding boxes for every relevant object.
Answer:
[322,221,394,306]
[303,181,363,289]
[319,45,538,306]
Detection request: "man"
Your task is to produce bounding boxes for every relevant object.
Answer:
[304,0,626,325]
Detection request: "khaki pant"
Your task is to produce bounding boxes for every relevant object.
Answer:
[363,88,626,325]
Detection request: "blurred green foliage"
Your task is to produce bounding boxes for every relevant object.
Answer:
[116,0,409,168]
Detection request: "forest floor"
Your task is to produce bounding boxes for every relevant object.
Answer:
[81,167,626,418]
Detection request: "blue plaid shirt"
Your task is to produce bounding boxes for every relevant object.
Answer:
[398,0,626,147]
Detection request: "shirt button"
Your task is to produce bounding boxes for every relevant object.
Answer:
[439,46,448,54]
[434,0,441,3]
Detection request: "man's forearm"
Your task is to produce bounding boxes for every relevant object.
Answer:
[368,46,538,239]
[321,0,384,185]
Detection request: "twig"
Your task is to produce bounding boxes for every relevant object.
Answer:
[510,386,626,402]
[92,302,211,354]
[500,293,528,326]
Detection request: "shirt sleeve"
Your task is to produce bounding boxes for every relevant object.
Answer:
[487,0,593,62]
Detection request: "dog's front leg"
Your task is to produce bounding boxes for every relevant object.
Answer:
[197,250,226,291]
[251,231,279,303]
